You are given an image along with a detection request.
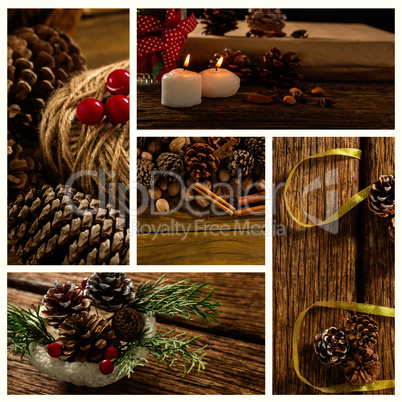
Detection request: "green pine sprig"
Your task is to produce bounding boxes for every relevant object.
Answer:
[7,303,55,358]
[115,327,207,379]
[130,275,221,323]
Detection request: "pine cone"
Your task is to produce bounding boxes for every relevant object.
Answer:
[112,307,144,342]
[137,159,155,189]
[207,137,241,150]
[156,152,185,182]
[254,154,265,179]
[7,136,44,199]
[85,272,135,312]
[209,49,252,81]
[184,143,220,180]
[389,216,395,243]
[7,184,129,265]
[201,9,238,36]
[246,9,287,36]
[227,150,255,177]
[368,175,395,217]
[244,137,265,156]
[57,311,118,362]
[343,348,381,386]
[8,25,86,140]
[313,327,349,364]
[41,281,91,328]
[343,315,379,351]
[259,47,303,88]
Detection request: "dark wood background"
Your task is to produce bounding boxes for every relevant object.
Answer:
[7,272,265,395]
[273,137,395,394]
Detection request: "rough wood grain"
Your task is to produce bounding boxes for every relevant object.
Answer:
[7,273,265,395]
[273,137,394,394]
[137,81,394,130]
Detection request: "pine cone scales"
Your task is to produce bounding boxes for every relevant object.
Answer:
[112,307,144,341]
[156,152,185,182]
[8,184,129,265]
[246,9,287,35]
[184,143,220,180]
[201,9,238,36]
[137,159,155,189]
[85,273,135,312]
[8,25,86,139]
[313,327,349,364]
[209,49,251,81]
[343,348,381,386]
[244,137,265,156]
[57,311,118,362]
[41,281,90,328]
[227,150,255,177]
[343,315,379,350]
[368,175,395,217]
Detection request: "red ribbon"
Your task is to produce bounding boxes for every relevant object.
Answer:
[137,9,198,78]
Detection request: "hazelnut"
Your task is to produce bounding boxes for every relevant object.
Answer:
[168,181,181,197]
[218,167,230,182]
[158,178,168,191]
[283,95,297,105]
[311,87,325,97]
[155,198,170,213]
[141,151,153,161]
[255,178,265,192]
[148,186,162,200]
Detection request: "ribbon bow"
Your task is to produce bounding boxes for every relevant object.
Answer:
[137,9,198,80]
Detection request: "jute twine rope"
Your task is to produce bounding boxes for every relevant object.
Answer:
[40,60,129,209]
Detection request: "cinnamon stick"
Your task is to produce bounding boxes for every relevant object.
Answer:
[237,191,265,207]
[193,186,234,216]
[194,183,236,211]
[234,205,265,216]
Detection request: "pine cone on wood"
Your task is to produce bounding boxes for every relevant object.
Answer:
[343,348,381,386]
[343,315,379,351]
[156,152,185,182]
[227,150,255,177]
[8,25,86,139]
[41,281,90,328]
[85,272,136,312]
[57,311,118,362]
[184,143,220,180]
[112,307,144,342]
[209,49,252,81]
[8,184,129,265]
[201,9,238,36]
[259,47,303,88]
[246,9,287,37]
[368,175,395,217]
[313,327,349,364]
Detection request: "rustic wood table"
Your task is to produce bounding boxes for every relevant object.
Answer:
[273,137,395,394]
[7,272,265,395]
[137,208,265,265]
[137,81,394,130]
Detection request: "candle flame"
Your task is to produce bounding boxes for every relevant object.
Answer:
[184,54,190,68]
[215,56,224,68]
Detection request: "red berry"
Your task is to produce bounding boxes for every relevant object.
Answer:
[81,277,89,289]
[104,346,120,360]
[99,359,114,375]
[48,342,62,358]
[105,95,129,124]
[106,69,130,95]
[76,98,104,125]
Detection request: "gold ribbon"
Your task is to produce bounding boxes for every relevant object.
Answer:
[284,148,372,227]
[293,301,395,393]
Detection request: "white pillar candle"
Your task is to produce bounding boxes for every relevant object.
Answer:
[199,68,240,98]
[161,69,202,108]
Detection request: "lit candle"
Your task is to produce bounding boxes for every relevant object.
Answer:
[199,57,240,98]
[161,55,202,108]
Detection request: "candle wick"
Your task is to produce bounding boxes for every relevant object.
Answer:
[215,67,218,71]
[183,67,187,71]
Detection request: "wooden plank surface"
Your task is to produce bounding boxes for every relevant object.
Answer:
[137,81,394,130]
[272,137,394,394]
[7,272,265,395]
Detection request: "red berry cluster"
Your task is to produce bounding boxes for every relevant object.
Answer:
[76,69,130,126]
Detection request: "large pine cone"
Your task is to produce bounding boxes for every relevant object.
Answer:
[313,327,349,364]
[244,137,265,156]
[343,348,381,386]
[201,9,238,36]
[137,159,155,189]
[112,306,144,342]
[184,143,220,180]
[227,150,255,177]
[85,273,136,312]
[57,311,118,362]
[41,281,90,328]
[8,25,86,139]
[156,152,185,182]
[246,9,286,37]
[209,49,252,81]
[8,184,129,265]
[343,315,379,351]
[259,47,303,88]
[368,175,395,217]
